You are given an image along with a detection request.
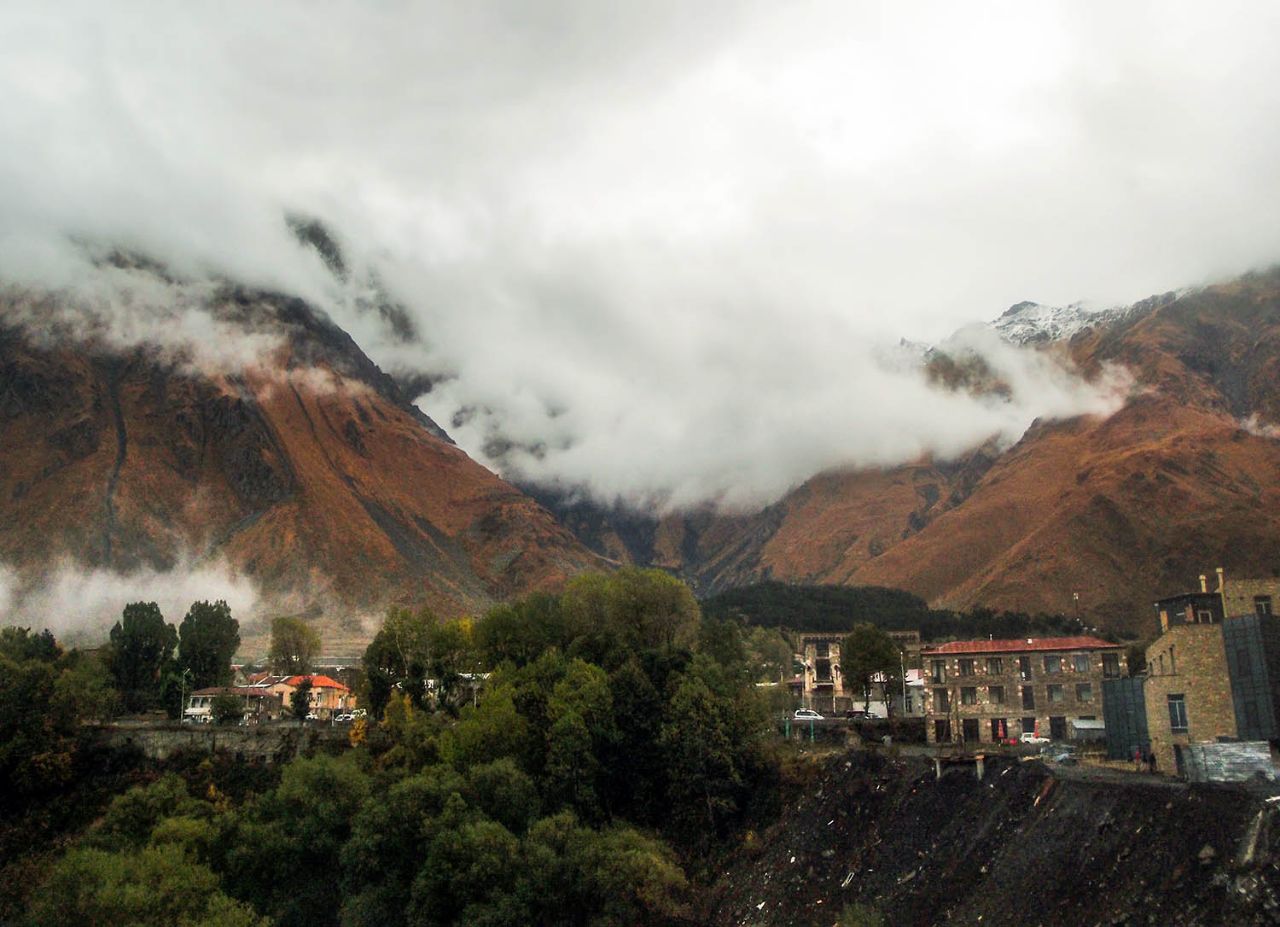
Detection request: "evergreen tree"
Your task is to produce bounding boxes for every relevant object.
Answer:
[178,600,240,690]
[108,602,177,711]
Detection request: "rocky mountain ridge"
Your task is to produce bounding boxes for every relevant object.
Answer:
[539,269,1280,635]
[0,282,602,650]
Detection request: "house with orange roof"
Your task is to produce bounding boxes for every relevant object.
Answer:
[255,673,356,719]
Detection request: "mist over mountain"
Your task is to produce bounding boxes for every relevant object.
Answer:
[0,272,602,647]
[5,2,1280,642]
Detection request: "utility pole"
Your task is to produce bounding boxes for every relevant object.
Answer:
[901,647,911,722]
[179,667,192,723]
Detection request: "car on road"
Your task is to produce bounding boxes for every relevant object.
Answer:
[844,709,881,720]
[794,708,824,720]
[1019,732,1050,745]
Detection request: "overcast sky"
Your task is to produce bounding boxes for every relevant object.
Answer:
[3,1,1280,509]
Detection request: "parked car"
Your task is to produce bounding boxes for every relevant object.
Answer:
[844,709,881,720]
[1019,732,1050,745]
[794,708,824,720]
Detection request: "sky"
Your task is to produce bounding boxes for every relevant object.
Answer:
[3,1,1280,511]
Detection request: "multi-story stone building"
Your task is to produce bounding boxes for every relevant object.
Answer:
[922,636,1125,745]
[797,633,846,714]
[795,629,922,714]
[1143,621,1237,773]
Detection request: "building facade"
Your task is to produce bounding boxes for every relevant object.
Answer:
[796,629,921,714]
[1143,623,1238,774]
[797,633,846,713]
[922,636,1125,745]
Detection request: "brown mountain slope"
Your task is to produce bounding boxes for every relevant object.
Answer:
[0,291,602,650]
[544,269,1280,635]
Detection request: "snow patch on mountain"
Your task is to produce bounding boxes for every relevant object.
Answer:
[990,300,1124,346]
[988,290,1184,346]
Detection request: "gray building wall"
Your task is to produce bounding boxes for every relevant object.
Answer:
[1222,613,1280,742]
[1103,676,1149,761]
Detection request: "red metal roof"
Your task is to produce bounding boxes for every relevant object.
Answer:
[921,636,1120,655]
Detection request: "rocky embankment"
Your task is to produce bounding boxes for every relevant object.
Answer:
[706,751,1280,927]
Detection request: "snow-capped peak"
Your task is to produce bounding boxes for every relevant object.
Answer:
[989,300,1125,346]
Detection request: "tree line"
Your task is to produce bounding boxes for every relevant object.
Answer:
[702,581,1103,642]
[6,568,793,927]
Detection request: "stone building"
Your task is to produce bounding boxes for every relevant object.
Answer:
[1143,622,1237,774]
[1157,567,1280,628]
[921,636,1125,745]
[796,629,921,714]
[797,633,846,714]
[1137,569,1280,775]
[1217,569,1280,621]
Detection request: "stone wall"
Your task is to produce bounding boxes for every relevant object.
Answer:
[92,722,350,764]
[1222,577,1280,619]
[1144,623,1236,775]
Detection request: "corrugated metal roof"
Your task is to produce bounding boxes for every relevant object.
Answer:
[922,636,1121,655]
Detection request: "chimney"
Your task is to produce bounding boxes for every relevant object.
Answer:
[1199,574,1207,593]
[1216,567,1225,593]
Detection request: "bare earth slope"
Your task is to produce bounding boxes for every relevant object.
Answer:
[0,291,601,649]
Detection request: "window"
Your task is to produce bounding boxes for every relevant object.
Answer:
[961,718,980,742]
[1255,596,1273,617]
[1158,654,1165,675]
[1167,694,1188,733]
[1169,645,1176,675]
[1043,655,1062,674]
[1019,656,1032,680]
[1076,683,1093,703]
[930,659,947,684]
[904,693,913,713]
[934,688,950,712]
[1102,653,1121,678]
[958,658,975,676]
[1047,684,1064,705]
[1020,716,1037,735]
[990,718,1007,740]
[816,641,830,657]
[1196,610,1214,624]
[1073,654,1089,673]
[961,686,977,706]
[935,719,951,742]
[1021,685,1035,710]
[988,685,1006,705]
[987,657,1003,675]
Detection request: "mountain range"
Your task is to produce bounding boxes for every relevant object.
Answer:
[3,260,1280,644]
[535,270,1280,636]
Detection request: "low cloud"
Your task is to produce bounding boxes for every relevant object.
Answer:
[0,555,263,646]
[1240,413,1280,440]
[2,1,1279,512]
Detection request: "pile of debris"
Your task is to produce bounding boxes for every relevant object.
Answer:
[703,750,1280,926]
